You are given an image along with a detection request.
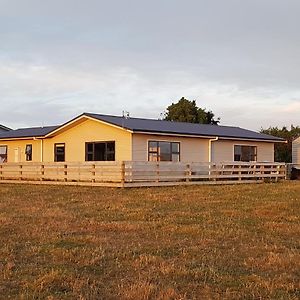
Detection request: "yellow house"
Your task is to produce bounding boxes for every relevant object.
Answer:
[0,113,284,164]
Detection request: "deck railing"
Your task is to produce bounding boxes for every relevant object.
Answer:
[0,161,287,187]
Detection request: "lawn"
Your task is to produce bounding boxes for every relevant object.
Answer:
[0,182,299,299]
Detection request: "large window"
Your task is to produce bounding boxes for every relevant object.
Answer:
[25,144,32,161]
[54,143,65,162]
[148,141,180,162]
[234,145,257,162]
[85,141,115,161]
[0,146,7,163]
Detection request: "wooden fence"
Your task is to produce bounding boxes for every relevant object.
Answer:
[0,161,286,187]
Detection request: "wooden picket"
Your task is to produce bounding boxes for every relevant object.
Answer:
[0,161,286,187]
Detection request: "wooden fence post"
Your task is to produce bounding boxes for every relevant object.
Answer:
[186,163,191,182]
[238,164,242,181]
[92,163,96,182]
[275,165,279,182]
[212,163,217,181]
[156,162,160,182]
[285,164,290,180]
[19,164,23,180]
[121,161,125,188]
[260,164,264,181]
[253,164,257,180]
[40,164,44,181]
[64,164,68,182]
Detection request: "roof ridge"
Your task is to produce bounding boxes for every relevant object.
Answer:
[0,124,12,130]
[12,125,59,130]
[84,112,243,129]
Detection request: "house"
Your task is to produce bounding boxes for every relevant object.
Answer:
[0,125,11,162]
[292,137,300,164]
[0,113,284,164]
[291,137,300,179]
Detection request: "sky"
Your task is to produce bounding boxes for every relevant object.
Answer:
[0,0,300,131]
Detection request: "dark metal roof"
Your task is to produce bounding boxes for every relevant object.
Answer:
[0,113,285,142]
[0,124,11,132]
[0,125,59,139]
[84,113,285,142]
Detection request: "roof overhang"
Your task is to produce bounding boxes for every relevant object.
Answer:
[132,130,285,143]
[0,136,42,141]
[217,136,286,143]
[132,130,217,139]
[44,113,133,138]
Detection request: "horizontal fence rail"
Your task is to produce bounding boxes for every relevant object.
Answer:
[0,161,124,187]
[0,161,287,187]
[124,161,286,187]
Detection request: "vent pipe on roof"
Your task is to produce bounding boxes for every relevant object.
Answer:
[122,111,130,128]
[122,111,130,119]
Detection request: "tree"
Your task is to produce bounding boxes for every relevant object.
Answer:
[164,97,220,125]
[260,125,300,162]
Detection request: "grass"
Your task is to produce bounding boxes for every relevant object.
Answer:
[0,182,299,299]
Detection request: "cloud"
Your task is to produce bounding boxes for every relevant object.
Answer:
[281,101,300,113]
[0,0,299,131]
[0,58,298,131]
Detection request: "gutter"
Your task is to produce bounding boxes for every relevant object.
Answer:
[132,131,283,143]
[218,136,285,143]
[133,130,217,139]
[208,137,219,163]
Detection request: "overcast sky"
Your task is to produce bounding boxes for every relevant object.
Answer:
[0,0,299,130]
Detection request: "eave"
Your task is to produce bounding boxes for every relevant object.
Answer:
[132,130,286,143]
[44,114,133,138]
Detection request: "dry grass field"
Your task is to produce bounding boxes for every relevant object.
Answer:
[0,182,299,299]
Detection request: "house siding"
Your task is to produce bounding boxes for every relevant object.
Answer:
[132,133,209,162]
[43,119,132,162]
[211,140,275,162]
[1,119,132,162]
[0,139,42,163]
[292,137,300,164]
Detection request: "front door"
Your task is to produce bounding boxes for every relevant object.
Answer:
[14,148,20,162]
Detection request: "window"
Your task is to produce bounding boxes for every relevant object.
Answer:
[0,146,7,163]
[25,144,32,161]
[148,141,180,162]
[234,145,257,162]
[54,143,65,162]
[85,141,115,161]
